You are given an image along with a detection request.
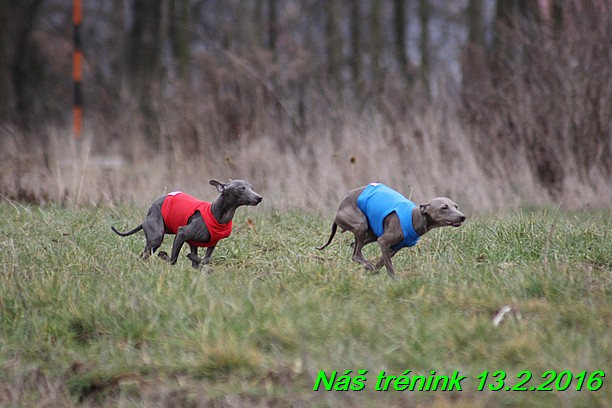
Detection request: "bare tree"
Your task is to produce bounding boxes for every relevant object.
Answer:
[267,0,278,52]
[419,0,430,95]
[349,1,361,86]
[3,0,45,128]
[169,0,191,80]
[393,0,412,85]
[0,0,10,122]
[369,0,384,90]
[325,0,342,88]
[127,0,168,143]
[463,0,487,90]
[551,0,563,30]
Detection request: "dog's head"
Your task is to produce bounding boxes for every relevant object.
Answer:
[420,197,466,228]
[209,179,263,206]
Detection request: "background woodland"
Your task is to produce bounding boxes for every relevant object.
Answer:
[0,0,610,210]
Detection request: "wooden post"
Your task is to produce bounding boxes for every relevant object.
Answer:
[73,0,83,137]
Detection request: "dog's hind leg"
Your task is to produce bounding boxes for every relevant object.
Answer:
[351,232,376,271]
[142,202,165,258]
[143,235,164,259]
[334,199,377,271]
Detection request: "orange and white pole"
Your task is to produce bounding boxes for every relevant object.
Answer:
[72,0,83,137]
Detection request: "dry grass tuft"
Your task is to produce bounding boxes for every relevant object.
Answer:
[2,106,609,212]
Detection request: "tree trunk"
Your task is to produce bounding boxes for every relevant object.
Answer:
[0,0,10,123]
[127,0,168,144]
[267,0,277,52]
[369,0,383,90]
[463,0,487,89]
[8,0,45,129]
[169,0,191,80]
[419,0,430,95]
[128,0,165,87]
[325,0,342,88]
[349,1,361,86]
[551,0,563,31]
[491,0,517,78]
[393,0,412,84]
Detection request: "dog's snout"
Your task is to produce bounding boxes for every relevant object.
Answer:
[249,193,263,205]
[459,215,466,222]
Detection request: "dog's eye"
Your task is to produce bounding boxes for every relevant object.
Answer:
[442,205,449,210]
[240,185,246,190]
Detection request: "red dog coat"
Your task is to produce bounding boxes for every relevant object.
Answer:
[160,191,232,247]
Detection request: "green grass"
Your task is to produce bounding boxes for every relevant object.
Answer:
[0,201,610,407]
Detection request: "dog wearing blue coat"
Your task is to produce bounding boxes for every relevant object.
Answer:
[317,183,466,278]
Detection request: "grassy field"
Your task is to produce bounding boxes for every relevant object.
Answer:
[0,200,610,407]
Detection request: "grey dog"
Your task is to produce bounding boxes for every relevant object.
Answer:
[317,183,465,278]
[112,179,262,267]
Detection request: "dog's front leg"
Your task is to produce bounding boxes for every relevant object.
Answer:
[187,245,215,268]
[186,244,202,268]
[168,227,188,264]
[201,245,216,265]
[377,214,404,278]
[374,248,399,270]
[377,239,397,278]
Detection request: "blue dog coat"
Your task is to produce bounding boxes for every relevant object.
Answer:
[356,183,421,250]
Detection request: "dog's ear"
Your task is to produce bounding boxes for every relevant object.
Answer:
[209,179,226,193]
[420,203,429,215]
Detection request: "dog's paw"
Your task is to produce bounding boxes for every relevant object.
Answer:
[187,253,202,264]
[363,263,375,272]
[158,251,169,261]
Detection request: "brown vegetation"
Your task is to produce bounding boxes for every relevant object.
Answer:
[0,1,609,211]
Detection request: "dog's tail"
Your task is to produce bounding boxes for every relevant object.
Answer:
[316,222,338,250]
[111,224,143,237]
